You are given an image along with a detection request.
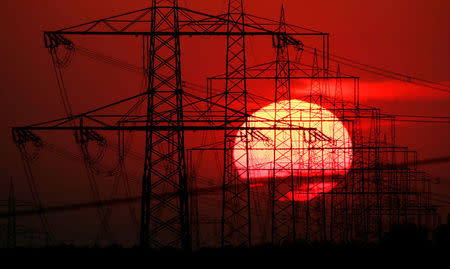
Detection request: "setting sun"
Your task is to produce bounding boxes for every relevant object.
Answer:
[233,99,353,200]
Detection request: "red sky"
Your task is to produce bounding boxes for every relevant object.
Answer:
[0,0,449,244]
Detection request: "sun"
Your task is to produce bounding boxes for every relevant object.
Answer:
[233,99,353,201]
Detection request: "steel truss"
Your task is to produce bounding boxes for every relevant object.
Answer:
[12,0,438,249]
[13,0,325,248]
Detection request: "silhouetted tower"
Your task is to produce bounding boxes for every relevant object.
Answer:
[140,0,190,249]
[329,64,350,241]
[11,0,438,249]
[304,48,328,241]
[47,28,112,242]
[12,130,54,242]
[7,178,16,248]
[271,5,296,244]
[221,0,251,247]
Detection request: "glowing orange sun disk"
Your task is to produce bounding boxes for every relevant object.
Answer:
[233,99,353,201]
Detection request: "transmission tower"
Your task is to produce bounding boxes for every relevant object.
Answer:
[13,0,321,249]
[10,0,438,249]
[7,178,16,248]
[221,0,251,247]
[140,0,190,249]
[271,5,296,244]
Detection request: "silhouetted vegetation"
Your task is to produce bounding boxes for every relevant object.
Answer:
[0,224,448,258]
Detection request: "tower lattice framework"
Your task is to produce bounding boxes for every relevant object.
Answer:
[140,0,190,249]
[221,0,252,247]
[9,0,440,249]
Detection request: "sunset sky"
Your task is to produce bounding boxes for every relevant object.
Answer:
[0,0,448,244]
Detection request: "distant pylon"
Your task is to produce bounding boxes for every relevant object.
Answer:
[310,48,322,99]
[305,48,327,241]
[7,177,16,248]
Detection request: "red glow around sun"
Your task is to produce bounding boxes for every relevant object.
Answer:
[233,99,353,201]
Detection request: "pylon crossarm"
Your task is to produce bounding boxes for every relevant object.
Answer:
[44,6,324,40]
[13,126,316,132]
[18,92,147,129]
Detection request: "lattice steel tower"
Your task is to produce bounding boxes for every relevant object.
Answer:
[221,0,252,247]
[140,0,190,249]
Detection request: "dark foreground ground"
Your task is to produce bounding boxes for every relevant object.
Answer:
[0,224,448,262]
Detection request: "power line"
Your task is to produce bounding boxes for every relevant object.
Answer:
[389,119,450,124]
[302,45,450,94]
[383,114,450,119]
